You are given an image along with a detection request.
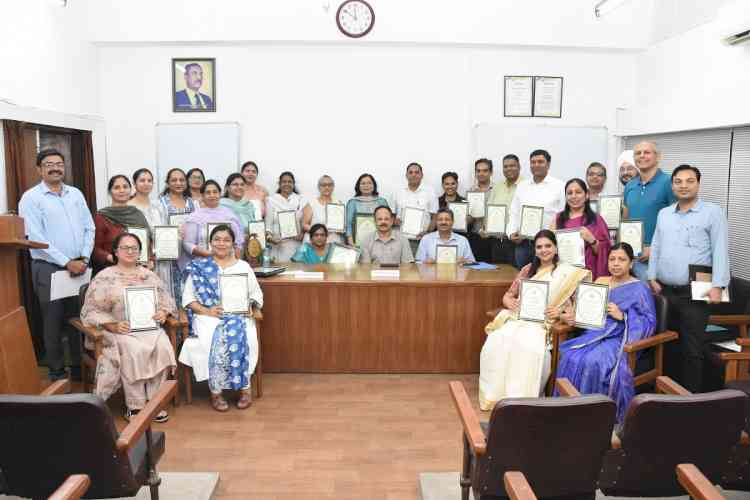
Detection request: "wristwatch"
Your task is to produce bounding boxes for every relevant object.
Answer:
[79,257,90,265]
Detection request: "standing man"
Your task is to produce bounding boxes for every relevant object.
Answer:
[507,149,565,268]
[487,154,523,265]
[360,205,414,264]
[415,208,475,264]
[18,149,95,381]
[585,162,608,200]
[393,162,439,256]
[648,165,729,392]
[466,158,495,263]
[623,141,676,280]
[174,62,215,110]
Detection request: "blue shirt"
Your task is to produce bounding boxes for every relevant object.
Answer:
[18,182,95,267]
[415,231,475,263]
[623,169,676,245]
[291,243,332,264]
[647,199,730,287]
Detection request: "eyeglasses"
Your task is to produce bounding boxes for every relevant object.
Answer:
[117,245,140,253]
[41,162,65,168]
[319,183,334,188]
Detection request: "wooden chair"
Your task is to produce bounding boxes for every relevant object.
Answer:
[0,380,176,500]
[168,308,263,403]
[48,475,91,500]
[448,380,615,500]
[69,284,180,405]
[557,376,747,497]
[547,292,678,395]
[677,464,726,500]
[503,472,537,500]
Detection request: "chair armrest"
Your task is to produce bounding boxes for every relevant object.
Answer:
[68,318,103,341]
[116,380,177,452]
[448,381,486,456]
[550,322,576,337]
[40,378,70,396]
[624,330,678,353]
[676,464,724,500]
[656,376,691,396]
[709,315,750,328]
[736,338,750,347]
[486,308,501,319]
[611,431,622,450]
[717,352,750,361]
[503,472,537,500]
[252,308,263,321]
[48,474,90,500]
[555,378,581,397]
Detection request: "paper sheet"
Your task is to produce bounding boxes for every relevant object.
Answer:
[50,268,92,302]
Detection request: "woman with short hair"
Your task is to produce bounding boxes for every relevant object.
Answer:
[302,175,343,244]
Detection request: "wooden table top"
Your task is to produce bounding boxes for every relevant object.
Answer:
[257,263,517,287]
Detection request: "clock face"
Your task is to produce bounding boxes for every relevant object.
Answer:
[336,0,375,38]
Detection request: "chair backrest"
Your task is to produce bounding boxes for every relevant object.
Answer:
[599,389,747,497]
[476,395,616,499]
[0,307,42,395]
[653,293,669,333]
[0,393,140,499]
[78,283,89,309]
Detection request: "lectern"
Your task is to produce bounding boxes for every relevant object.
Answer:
[0,214,48,394]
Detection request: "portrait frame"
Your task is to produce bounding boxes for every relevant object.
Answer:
[172,58,216,113]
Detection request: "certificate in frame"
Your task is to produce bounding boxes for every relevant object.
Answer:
[618,219,644,256]
[401,206,426,239]
[466,191,487,218]
[325,203,346,234]
[153,225,180,261]
[277,210,299,240]
[554,228,585,268]
[448,202,469,233]
[532,76,563,118]
[126,226,150,264]
[327,242,362,265]
[124,286,158,332]
[247,220,266,249]
[219,273,250,315]
[574,282,609,329]
[353,213,376,246]
[436,244,458,264]
[206,221,231,251]
[519,205,544,239]
[168,212,190,227]
[518,279,550,323]
[484,204,508,236]
[504,75,534,118]
[598,195,623,230]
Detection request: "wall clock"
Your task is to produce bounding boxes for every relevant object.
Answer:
[336,0,375,38]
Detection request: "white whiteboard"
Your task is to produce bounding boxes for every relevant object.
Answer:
[472,123,608,187]
[155,122,240,193]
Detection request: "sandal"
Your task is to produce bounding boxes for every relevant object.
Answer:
[236,389,252,410]
[210,393,229,412]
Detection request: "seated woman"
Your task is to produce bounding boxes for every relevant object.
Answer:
[180,224,264,412]
[345,173,389,247]
[183,180,245,261]
[93,175,150,274]
[550,178,611,280]
[81,232,176,422]
[556,243,656,423]
[479,230,590,410]
[291,223,332,264]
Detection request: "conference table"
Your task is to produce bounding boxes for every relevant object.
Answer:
[257,263,516,373]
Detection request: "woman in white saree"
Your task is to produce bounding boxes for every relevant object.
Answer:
[479,229,590,410]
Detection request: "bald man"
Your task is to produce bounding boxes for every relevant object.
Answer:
[622,141,676,281]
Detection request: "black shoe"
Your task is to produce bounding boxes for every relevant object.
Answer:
[48,370,67,381]
[124,408,140,422]
[68,366,82,382]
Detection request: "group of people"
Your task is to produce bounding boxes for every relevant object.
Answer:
[18,138,729,422]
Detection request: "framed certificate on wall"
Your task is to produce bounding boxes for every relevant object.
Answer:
[504,76,533,118]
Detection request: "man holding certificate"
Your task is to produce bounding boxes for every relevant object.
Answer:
[359,206,414,265]
[508,149,565,269]
[393,163,439,255]
[415,208,474,264]
[648,165,729,392]
[465,159,495,262]
[487,154,523,265]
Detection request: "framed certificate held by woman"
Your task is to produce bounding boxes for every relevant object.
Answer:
[573,282,609,329]
[278,210,300,240]
[325,203,346,234]
[153,226,180,261]
[518,279,549,323]
[327,243,362,265]
[219,273,250,315]
[124,286,158,332]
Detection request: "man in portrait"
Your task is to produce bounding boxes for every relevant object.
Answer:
[174,62,214,110]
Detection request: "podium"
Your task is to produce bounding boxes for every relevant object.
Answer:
[0,215,48,394]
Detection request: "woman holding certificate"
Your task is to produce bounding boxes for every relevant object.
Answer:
[220,173,257,228]
[93,175,151,274]
[302,175,344,245]
[345,173,390,246]
[81,232,176,422]
[291,224,332,264]
[550,178,611,279]
[556,243,656,423]
[479,230,590,410]
[240,161,269,219]
[265,171,305,262]
[183,180,245,260]
[181,224,264,412]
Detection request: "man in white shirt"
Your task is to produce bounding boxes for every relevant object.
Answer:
[393,162,439,255]
[508,149,565,268]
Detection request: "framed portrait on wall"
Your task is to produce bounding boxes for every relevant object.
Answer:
[172,58,216,112]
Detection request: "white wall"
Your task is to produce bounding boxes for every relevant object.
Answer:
[98,43,636,201]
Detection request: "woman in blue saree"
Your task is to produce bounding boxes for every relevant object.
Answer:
[557,243,657,422]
